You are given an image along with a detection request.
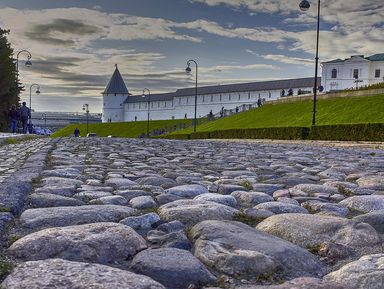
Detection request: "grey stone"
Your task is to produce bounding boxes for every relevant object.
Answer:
[356,175,384,190]
[89,195,128,205]
[194,193,237,207]
[8,222,147,264]
[156,193,184,205]
[130,248,216,289]
[73,191,113,202]
[0,182,32,215]
[255,202,309,214]
[147,229,192,250]
[159,199,239,226]
[231,191,274,207]
[156,220,185,233]
[41,168,82,178]
[105,177,138,187]
[1,258,165,289]
[137,176,176,189]
[166,184,209,198]
[256,214,382,261]
[353,210,384,234]
[277,197,300,206]
[237,277,351,289]
[340,195,384,214]
[325,254,384,289]
[251,184,285,195]
[34,185,76,197]
[41,176,83,187]
[0,212,13,234]
[28,193,84,208]
[217,184,247,195]
[291,184,339,197]
[190,220,323,279]
[116,189,152,201]
[120,213,161,230]
[129,196,158,210]
[302,200,349,217]
[19,205,137,233]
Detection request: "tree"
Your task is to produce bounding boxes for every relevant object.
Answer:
[0,28,21,131]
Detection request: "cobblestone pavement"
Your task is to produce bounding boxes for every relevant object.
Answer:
[0,138,383,289]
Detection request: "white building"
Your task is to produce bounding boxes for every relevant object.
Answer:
[102,65,319,122]
[322,54,384,92]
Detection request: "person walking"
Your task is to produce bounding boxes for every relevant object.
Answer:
[74,127,80,137]
[9,104,19,134]
[19,102,30,134]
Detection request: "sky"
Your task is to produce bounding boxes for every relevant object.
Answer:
[0,0,383,113]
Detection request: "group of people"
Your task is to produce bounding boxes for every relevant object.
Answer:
[8,102,31,134]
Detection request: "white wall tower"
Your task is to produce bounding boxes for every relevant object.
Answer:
[102,65,130,123]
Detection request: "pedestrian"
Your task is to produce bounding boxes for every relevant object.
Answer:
[257,98,262,107]
[9,104,19,134]
[281,89,285,97]
[235,106,239,113]
[74,127,80,137]
[208,110,213,120]
[19,102,30,134]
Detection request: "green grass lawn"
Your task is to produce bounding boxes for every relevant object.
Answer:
[52,119,194,138]
[169,94,384,134]
[53,94,384,138]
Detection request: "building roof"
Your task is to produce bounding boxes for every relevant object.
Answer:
[367,54,384,61]
[125,77,319,103]
[103,65,129,95]
[323,53,384,64]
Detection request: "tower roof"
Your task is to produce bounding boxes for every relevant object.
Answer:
[103,65,129,95]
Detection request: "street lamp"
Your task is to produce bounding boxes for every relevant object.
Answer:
[186,59,198,132]
[42,113,47,129]
[29,84,40,126]
[142,88,151,137]
[16,50,32,76]
[83,103,89,135]
[299,0,320,126]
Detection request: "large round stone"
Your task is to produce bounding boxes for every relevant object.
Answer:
[19,205,137,234]
[340,195,384,214]
[130,248,216,288]
[1,259,165,289]
[158,200,239,226]
[256,214,381,260]
[325,254,384,289]
[190,220,323,279]
[8,222,147,264]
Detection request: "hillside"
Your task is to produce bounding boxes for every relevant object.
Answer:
[168,94,384,135]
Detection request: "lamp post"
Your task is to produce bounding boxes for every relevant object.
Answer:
[29,84,40,126]
[186,59,198,132]
[142,88,151,137]
[16,50,32,76]
[83,104,89,135]
[299,0,320,126]
[42,113,47,129]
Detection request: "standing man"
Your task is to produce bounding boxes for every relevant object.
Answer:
[19,102,30,134]
[9,104,19,134]
[74,127,80,137]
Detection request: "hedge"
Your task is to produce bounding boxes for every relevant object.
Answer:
[308,123,384,142]
[191,127,309,140]
[161,123,384,142]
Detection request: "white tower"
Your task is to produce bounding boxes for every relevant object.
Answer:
[102,64,130,123]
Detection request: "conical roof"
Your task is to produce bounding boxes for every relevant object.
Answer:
[103,65,129,95]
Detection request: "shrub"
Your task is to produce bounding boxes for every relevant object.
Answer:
[308,123,384,142]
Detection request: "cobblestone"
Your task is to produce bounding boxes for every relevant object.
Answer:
[0,137,383,288]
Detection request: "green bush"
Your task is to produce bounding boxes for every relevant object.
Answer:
[188,127,309,140]
[309,123,384,141]
[162,124,384,142]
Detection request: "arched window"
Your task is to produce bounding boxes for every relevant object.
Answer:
[331,69,337,79]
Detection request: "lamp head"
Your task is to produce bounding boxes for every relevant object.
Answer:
[299,0,310,11]
[25,55,32,67]
[185,66,192,73]
[36,89,40,95]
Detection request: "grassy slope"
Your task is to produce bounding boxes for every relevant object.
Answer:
[169,94,384,134]
[52,119,192,138]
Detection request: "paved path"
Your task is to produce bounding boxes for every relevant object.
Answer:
[0,138,383,289]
